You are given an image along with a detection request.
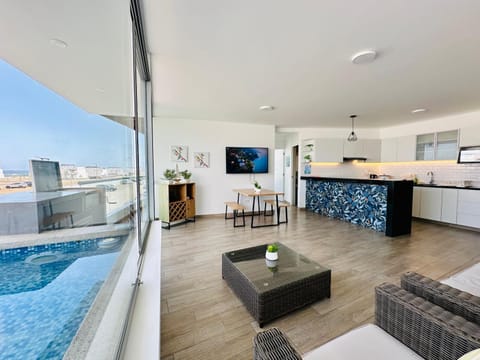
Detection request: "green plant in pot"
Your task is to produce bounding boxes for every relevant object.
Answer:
[304,154,312,163]
[253,181,262,193]
[265,243,278,260]
[163,169,176,181]
[180,170,192,181]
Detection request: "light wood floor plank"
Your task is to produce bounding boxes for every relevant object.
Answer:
[161,208,480,359]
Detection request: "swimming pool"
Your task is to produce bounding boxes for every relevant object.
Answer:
[0,236,126,359]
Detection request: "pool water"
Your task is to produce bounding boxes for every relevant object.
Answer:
[0,237,126,359]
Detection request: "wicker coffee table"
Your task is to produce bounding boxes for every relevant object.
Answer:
[222,243,331,327]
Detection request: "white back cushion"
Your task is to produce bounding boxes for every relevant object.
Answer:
[304,324,423,360]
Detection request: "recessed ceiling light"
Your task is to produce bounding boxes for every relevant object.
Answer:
[49,38,68,48]
[95,88,105,93]
[351,50,377,64]
[259,105,275,111]
[411,108,427,114]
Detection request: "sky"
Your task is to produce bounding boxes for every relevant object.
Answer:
[0,60,134,170]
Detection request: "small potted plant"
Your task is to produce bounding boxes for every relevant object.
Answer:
[253,181,262,193]
[163,169,176,181]
[265,243,278,261]
[304,154,312,163]
[180,169,192,182]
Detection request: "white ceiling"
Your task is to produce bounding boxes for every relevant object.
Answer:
[143,0,480,128]
[0,0,133,119]
[1,1,480,130]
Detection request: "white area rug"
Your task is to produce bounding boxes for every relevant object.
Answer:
[441,262,480,297]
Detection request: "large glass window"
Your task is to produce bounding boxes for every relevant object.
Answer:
[0,58,140,358]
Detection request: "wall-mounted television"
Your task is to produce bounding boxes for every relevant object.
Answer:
[226,147,268,174]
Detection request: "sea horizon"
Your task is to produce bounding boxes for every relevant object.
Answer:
[1,169,30,177]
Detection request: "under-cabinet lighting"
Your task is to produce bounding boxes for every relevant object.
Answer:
[354,160,456,166]
[310,162,341,166]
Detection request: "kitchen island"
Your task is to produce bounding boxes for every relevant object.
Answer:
[301,176,413,237]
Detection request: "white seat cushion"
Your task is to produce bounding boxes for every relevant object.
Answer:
[303,324,423,360]
[441,262,480,297]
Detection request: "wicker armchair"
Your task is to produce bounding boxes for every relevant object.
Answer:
[401,271,480,325]
[254,273,480,360]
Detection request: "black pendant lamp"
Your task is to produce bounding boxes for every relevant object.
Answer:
[347,114,358,142]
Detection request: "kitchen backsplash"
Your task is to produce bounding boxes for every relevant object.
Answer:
[308,161,480,187]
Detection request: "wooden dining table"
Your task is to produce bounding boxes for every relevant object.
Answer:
[232,188,285,228]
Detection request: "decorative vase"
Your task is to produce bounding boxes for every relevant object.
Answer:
[265,251,278,261]
[254,188,261,193]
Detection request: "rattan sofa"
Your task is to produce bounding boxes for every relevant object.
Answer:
[253,272,480,360]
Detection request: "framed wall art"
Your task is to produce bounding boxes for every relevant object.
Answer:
[170,145,188,162]
[194,152,210,168]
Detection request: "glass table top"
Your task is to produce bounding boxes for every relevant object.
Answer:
[223,243,329,294]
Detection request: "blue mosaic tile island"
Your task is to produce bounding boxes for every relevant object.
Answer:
[302,177,414,237]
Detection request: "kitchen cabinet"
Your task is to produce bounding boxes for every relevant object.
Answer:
[344,139,381,162]
[419,187,442,221]
[397,136,416,161]
[413,186,479,230]
[460,125,480,147]
[416,130,458,160]
[441,188,458,224]
[363,139,381,162]
[381,136,415,162]
[381,138,397,162]
[313,139,344,162]
[412,187,421,217]
[343,140,364,158]
[457,189,480,228]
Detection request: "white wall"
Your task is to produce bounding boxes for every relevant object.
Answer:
[153,118,275,215]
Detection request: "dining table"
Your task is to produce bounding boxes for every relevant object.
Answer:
[232,188,285,228]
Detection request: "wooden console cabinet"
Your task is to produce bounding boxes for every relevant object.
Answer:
[158,182,196,228]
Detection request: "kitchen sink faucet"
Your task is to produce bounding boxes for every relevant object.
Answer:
[427,171,434,184]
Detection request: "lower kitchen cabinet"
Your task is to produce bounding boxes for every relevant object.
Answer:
[419,187,442,221]
[414,186,479,229]
[457,189,480,228]
[440,188,458,224]
[412,187,421,217]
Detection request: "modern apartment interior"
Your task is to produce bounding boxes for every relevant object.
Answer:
[1,1,480,359]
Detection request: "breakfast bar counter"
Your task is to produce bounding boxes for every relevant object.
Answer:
[301,176,414,237]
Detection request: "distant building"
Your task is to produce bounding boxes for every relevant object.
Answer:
[0,168,4,178]
[105,167,125,177]
[76,167,89,179]
[60,164,77,179]
[85,166,104,179]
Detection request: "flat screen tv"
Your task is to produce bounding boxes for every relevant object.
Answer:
[226,147,268,174]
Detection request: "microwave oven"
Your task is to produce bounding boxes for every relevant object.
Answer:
[457,146,480,164]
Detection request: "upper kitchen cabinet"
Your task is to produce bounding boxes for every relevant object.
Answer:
[343,139,381,162]
[460,124,480,147]
[397,136,416,161]
[416,130,458,161]
[381,138,397,162]
[315,139,344,162]
[302,139,343,163]
[381,135,416,162]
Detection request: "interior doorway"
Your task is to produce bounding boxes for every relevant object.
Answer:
[292,145,299,206]
[274,149,285,193]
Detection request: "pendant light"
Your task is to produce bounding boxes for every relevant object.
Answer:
[347,114,358,142]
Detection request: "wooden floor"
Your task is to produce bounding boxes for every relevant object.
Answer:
[160,208,480,360]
